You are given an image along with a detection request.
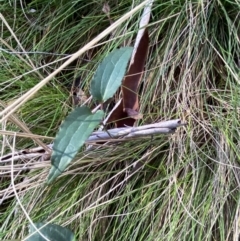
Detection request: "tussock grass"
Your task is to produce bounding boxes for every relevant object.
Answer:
[1,0,240,240]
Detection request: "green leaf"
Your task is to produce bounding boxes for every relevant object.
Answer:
[26,222,75,241]
[91,47,133,102]
[47,106,104,183]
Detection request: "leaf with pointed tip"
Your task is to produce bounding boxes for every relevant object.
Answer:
[91,47,133,102]
[26,222,75,241]
[47,106,104,183]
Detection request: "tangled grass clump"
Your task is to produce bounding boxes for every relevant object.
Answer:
[0,0,240,240]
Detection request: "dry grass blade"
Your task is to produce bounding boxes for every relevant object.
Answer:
[0,100,50,152]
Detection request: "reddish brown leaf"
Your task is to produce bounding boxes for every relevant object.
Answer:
[122,29,149,114]
[105,1,153,127]
[106,29,149,127]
